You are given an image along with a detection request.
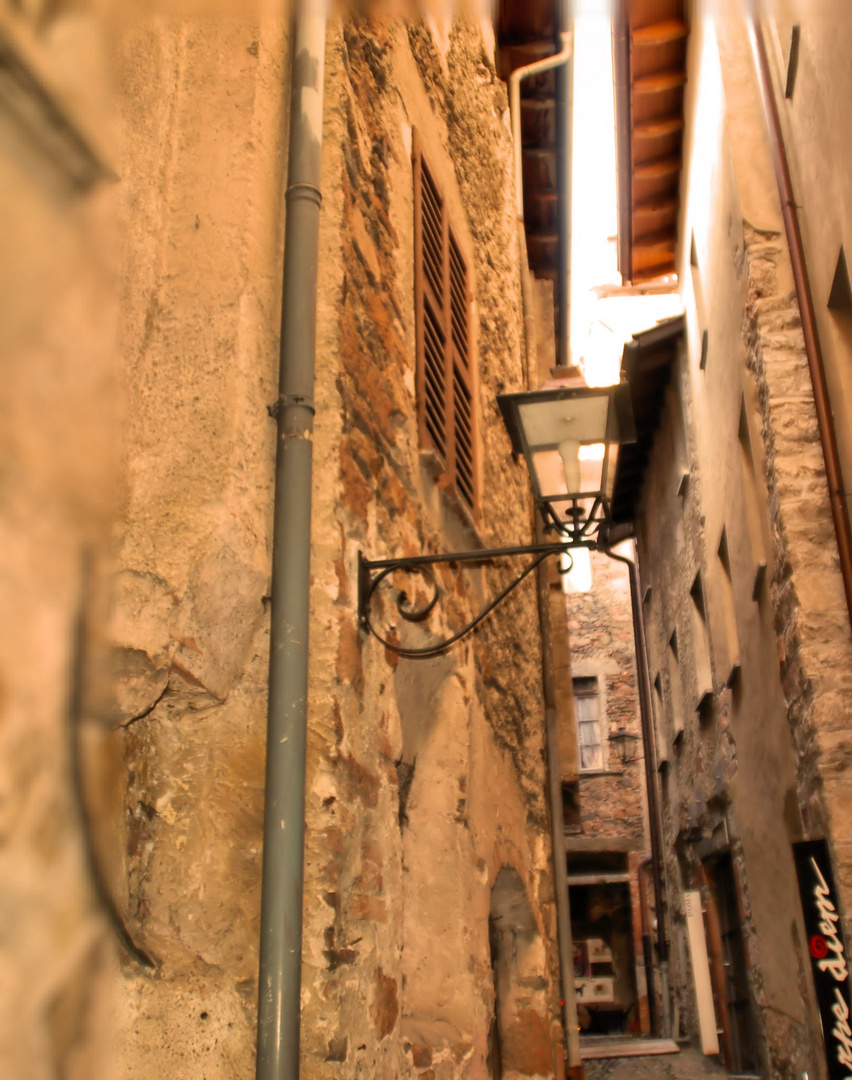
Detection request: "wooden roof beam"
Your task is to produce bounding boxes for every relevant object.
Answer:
[634,115,684,140]
[632,70,687,95]
[633,232,677,255]
[631,19,688,47]
[634,197,679,219]
[632,156,681,181]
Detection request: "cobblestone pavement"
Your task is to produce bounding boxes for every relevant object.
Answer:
[584,1046,731,1080]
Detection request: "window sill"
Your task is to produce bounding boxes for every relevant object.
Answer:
[578,768,624,779]
[419,449,484,546]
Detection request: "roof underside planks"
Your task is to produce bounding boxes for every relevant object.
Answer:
[614,0,688,285]
[497,0,564,284]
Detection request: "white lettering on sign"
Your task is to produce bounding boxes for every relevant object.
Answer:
[812,857,849,983]
[831,987,852,1072]
[811,857,852,1079]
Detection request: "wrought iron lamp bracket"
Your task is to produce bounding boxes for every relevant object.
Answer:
[537,494,610,539]
[358,535,596,659]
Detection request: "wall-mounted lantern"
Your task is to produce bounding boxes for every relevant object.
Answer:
[497,369,636,540]
[608,725,640,765]
[357,368,636,658]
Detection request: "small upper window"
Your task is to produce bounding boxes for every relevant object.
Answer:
[784,24,800,99]
[573,676,603,772]
[413,133,478,517]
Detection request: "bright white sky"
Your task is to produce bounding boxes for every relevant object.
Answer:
[570,0,683,385]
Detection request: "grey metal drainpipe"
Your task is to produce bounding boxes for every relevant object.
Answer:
[256,4,327,1079]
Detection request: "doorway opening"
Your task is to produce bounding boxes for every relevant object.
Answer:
[702,854,760,1075]
[569,853,640,1036]
[488,867,553,1078]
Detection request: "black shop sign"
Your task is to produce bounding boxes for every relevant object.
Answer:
[793,840,852,1080]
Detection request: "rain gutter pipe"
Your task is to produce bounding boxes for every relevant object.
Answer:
[256,4,327,1079]
[602,544,670,1037]
[509,27,573,376]
[748,12,852,632]
[509,30,573,223]
[512,23,579,1072]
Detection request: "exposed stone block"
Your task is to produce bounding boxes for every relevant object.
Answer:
[410,1043,432,1067]
[370,968,399,1039]
[500,1007,552,1077]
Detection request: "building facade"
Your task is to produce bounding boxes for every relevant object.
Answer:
[611,4,852,1077]
[564,549,653,1039]
[111,9,574,1080]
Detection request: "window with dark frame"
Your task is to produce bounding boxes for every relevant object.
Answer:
[413,133,478,517]
[573,676,603,772]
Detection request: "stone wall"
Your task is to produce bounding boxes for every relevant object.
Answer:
[302,16,562,1078]
[563,550,651,1037]
[565,551,646,845]
[743,238,852,937]
[742,224,852,1061]
[106,9,563,1080]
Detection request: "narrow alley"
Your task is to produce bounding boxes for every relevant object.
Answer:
[3,1,851,1079]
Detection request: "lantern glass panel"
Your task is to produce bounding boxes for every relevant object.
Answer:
[517,394,610,452]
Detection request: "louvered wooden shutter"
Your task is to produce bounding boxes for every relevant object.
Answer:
[413,133,478,517]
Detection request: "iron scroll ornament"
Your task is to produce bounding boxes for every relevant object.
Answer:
[357,541,583,659]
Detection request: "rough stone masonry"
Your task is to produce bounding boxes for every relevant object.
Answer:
[103,10,564,1080]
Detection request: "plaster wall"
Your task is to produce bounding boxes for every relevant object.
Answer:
[104,11,290,1077]
[106,9,563,1080]
[712,6,852,912]
[0,5,121,1079]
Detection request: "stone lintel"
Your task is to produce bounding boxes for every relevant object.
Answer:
[564,836,646,853]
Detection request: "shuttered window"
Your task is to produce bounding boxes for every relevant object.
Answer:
[413,134,478,517]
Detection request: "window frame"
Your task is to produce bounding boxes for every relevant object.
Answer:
[413,130,480,519]
[573,675,604,773]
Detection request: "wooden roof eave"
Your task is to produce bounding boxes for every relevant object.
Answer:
[611,314,686,523]
[612,0,687,287]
